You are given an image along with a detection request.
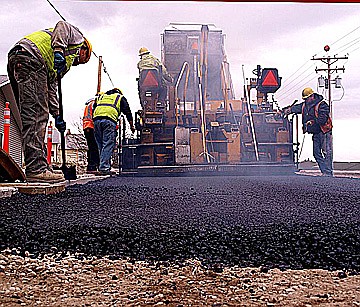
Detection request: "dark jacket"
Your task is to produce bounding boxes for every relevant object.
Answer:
[290,93,330,134]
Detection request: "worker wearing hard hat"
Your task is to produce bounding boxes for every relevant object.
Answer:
[7,20,91,183]
[282,87,333,177]
[83,95,100,174]
[137,47,174,105]
[93,88,135,176]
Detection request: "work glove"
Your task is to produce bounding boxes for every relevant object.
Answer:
[54,51,66,73]
[54,115,66,133]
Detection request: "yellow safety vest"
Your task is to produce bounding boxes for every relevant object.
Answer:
[93,93,123,123]
[25,28,82,81]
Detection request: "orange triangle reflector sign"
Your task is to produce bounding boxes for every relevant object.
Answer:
[262,70,278,86]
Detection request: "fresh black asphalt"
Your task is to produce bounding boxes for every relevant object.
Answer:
[1,175,359,273]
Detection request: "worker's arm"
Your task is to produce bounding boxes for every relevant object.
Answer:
[161,64,173,83]
[120,96,135,133]
[51,21,84,53]
[282,102,302,115]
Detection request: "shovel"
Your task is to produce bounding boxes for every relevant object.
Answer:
[55,74,77,180]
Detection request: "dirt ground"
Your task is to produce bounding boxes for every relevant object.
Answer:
[1,251,359,307]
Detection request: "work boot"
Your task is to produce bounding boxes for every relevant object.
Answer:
[26,169,65,184]
[47,166,63,175]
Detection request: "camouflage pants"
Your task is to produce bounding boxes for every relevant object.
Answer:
[7,50,50,175]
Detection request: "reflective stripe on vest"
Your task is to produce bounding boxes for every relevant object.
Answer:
[24,28,82,81]
[93,93,122,123]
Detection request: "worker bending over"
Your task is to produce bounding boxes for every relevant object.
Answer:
[137,47,173,106]
[93,88,135,175]
[7,20,92,183]
[282,87,333,177]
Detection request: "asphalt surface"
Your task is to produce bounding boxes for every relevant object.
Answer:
[1,174,359,273]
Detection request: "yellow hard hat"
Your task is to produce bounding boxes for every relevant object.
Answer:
[139,47,150,56]
[82,37,92,63]
[302,87,314,99]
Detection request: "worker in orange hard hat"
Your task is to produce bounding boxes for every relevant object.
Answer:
[7,20,92,183]
[281,87,333,177]
[137,47,173,105]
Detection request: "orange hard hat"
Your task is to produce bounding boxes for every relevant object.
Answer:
[82,37,92,63]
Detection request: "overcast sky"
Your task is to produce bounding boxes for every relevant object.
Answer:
[1,1,359,161]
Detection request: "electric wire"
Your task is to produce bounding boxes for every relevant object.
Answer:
[276,25,360,104]
[277,61,314,93]
[277,74,319,103]
[330,25,360,46]
[277,63,323,100]
[334,37,360,56]
[45,0,115,88]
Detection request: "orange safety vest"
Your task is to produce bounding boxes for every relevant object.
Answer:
[83,99,95,130]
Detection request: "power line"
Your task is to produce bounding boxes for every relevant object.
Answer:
[277,25,360,102]
[330,25,360,46]
[45,0,66,21]
[45,0,115,88]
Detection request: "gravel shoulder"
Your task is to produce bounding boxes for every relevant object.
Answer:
[1,251,359,307]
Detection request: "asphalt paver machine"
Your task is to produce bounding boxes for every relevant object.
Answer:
[120,23,299,176]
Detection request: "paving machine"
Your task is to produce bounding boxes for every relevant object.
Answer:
[120,23,299,176]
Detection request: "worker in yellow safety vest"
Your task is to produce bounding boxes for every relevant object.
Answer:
[93,88,135,175]
[83,97,100,173]
[7,20,92,183]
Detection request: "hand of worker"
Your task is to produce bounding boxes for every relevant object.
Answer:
[54,51,66,73]
[306,120,315,126]
[130,125,136,134]
[54,115,66,133]
[282,107,291,115]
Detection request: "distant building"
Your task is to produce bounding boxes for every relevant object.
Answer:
[51,129,87,168]
[0,75,22,166]
[1,75,88,171]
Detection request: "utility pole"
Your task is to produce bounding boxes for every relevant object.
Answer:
[311,45,348,171]
[312,45,348,118]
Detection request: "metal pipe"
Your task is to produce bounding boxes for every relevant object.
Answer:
[246,85,259,161]
[183,65,190,118]
[221,61,229,113]
[193,54,198,115]
[174,62,189,126]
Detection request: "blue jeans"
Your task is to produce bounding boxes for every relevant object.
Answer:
[312,132,333,175]
[94,119,117,171]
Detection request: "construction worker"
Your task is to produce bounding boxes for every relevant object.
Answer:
[93,88,135,175]
[83,97,100,173]
[282,87,333,177]
[137,47,173,105]
[7,20,92,183]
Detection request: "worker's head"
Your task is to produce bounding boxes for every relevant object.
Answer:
[85,98,94,105]
[78,37,92,64]
[302,87,314,100]
[106,88,122,95]
[139,47,150,57]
